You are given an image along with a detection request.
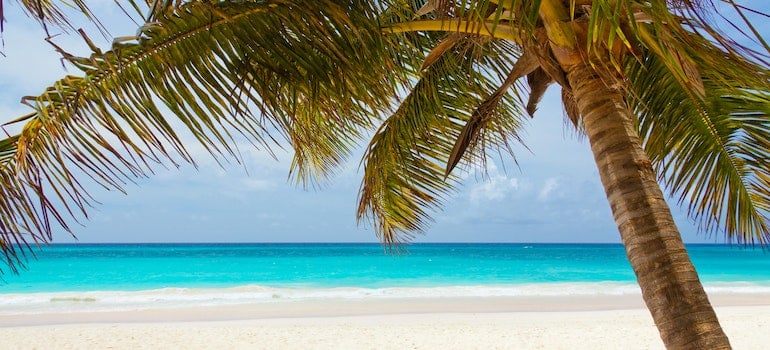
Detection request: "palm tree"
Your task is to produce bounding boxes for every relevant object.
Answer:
[1,0,769,348]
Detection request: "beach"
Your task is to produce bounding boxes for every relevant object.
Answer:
[4,244,770,349]
[2,294,769,349]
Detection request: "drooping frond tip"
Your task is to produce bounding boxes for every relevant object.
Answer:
[358,13,529,244]
[446,48,539,177]
[0,0,402,272]
[629,42,770,245]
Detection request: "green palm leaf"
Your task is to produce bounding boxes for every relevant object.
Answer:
[358,28,527,243]
[629,37,770,244]
[0,0,400,272]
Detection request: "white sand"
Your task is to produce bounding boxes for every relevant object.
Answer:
[1,294,769,349]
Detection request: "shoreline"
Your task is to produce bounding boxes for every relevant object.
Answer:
[2,291,770,325]
[2,294,769,349]
[4,281,769,317]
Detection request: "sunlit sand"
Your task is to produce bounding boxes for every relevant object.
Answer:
[2,293,768,349]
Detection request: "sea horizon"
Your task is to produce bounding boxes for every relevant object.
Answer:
[41,241,742,245]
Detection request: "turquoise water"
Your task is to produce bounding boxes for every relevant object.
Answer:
[1,243,769,314]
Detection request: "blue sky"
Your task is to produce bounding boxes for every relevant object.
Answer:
[1,2,764,244]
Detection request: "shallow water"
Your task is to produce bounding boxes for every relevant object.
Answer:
[1,243,768,314]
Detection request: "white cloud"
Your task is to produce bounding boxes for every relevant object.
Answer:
[468,161,521,205]
[469,177,519,203]
[537,177,560,202]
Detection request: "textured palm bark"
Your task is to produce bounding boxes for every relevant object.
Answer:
[566,64,731,349]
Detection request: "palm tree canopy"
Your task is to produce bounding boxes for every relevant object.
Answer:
[0,0,769,273]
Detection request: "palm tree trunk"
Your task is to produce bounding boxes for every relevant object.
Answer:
[565,63,731,349]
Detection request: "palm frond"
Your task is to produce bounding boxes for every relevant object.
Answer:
[446,47,538,175]
[627,1,770,99]
[583,0,636,74]
[679,0,770,66]
[357,32,527,244]
[629,39,770,244]
[3,0,82,31]
[0,134,45,274]
[0,0,399,273]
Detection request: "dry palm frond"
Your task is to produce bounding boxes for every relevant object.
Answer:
[525,67,552,116]
[445,48,538,176]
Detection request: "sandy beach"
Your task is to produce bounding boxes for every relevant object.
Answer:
[2,293,769,349]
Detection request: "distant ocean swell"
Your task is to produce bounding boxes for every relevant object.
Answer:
[3,282,770,315]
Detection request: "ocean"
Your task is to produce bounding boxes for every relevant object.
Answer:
[1,243,769,315]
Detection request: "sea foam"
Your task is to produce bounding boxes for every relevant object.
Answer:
[2,282,768,315]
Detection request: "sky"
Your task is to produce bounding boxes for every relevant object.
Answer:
[0,1,765,244]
